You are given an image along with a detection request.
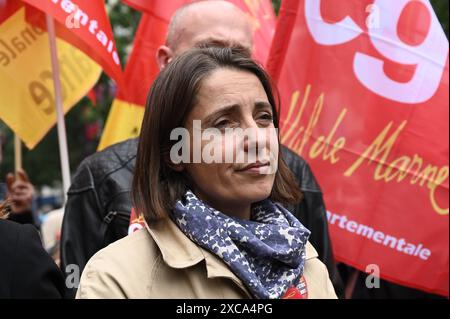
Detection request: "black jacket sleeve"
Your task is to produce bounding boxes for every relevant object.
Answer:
[60,139,137,298]
[281,145,344,298]
[0,220,65,298]
[60,161,105,298]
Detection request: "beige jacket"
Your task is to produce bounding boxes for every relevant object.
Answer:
[76,217,337,299]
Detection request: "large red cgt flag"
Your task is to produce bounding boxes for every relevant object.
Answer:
[98,0,276,150]
[21,0,124,87]
[267,0,449,296]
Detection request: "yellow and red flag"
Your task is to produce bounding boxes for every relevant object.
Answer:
[267,0,449,296]
[0,0,101,149]
[21,0,124,87]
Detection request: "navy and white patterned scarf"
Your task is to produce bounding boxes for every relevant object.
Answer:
[171,190,311,299]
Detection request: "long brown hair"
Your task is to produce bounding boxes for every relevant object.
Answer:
[133,47,302,223]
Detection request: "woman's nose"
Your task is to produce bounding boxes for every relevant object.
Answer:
[242,121,260,154]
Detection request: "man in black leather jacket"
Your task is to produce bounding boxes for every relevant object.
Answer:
[60,1,343,298]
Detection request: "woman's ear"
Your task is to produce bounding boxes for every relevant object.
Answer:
[156,45,174,70]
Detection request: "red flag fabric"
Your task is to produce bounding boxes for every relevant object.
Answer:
[267,0,449,297]
[0,0,21,23]
[122,0,187,21]
[21,0,124,87]
[227,0,276,65]
[87,88,96,106]
[118,1,191,105]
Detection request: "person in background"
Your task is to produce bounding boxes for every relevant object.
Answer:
[76,47,337,299]
[0,171,65,299]
[61,0,343,298]
[5,168,64,264]
[0,193,65,298]
[41,207,64,266]
[4,169,38,227]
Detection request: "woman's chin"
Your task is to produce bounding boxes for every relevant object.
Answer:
[238,185,272,203]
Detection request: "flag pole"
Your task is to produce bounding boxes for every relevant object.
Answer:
[14,134,22,172]
[45,14,71,202]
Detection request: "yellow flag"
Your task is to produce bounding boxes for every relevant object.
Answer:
[0,7,102,149]
[97,99,144,151]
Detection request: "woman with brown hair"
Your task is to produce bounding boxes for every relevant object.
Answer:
[76,47,337,299]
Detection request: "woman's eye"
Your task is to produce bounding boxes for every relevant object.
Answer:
[257,113,273,124]
[213,119,233,128]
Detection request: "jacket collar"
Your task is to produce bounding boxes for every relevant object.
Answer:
[145,217,252,297]
[146,217,204,268]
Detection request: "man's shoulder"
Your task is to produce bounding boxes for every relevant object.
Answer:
[280,145,321,192]
[70,138,138,189]
[81,138,138,174]
[0,219,36,243]
[0,219,46,268]
[281,144,307,166]
[0,220,22,255]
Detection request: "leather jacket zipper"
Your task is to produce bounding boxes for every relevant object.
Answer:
[103,211,130,224]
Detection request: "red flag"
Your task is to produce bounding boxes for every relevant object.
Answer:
[268,0,449,296]
[227,0,276,65]
[118,1,191,105]
[87,88,96,106]
[122,0,187,21]
[21,0,124,87]
[0,0,21,22]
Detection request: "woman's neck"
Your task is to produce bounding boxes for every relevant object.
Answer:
[218,203,251,220]
[193,191,251,220]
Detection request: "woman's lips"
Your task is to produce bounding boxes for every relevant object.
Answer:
[236,162,271,174]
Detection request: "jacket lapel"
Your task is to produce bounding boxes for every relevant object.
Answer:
[146,218,252,297]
